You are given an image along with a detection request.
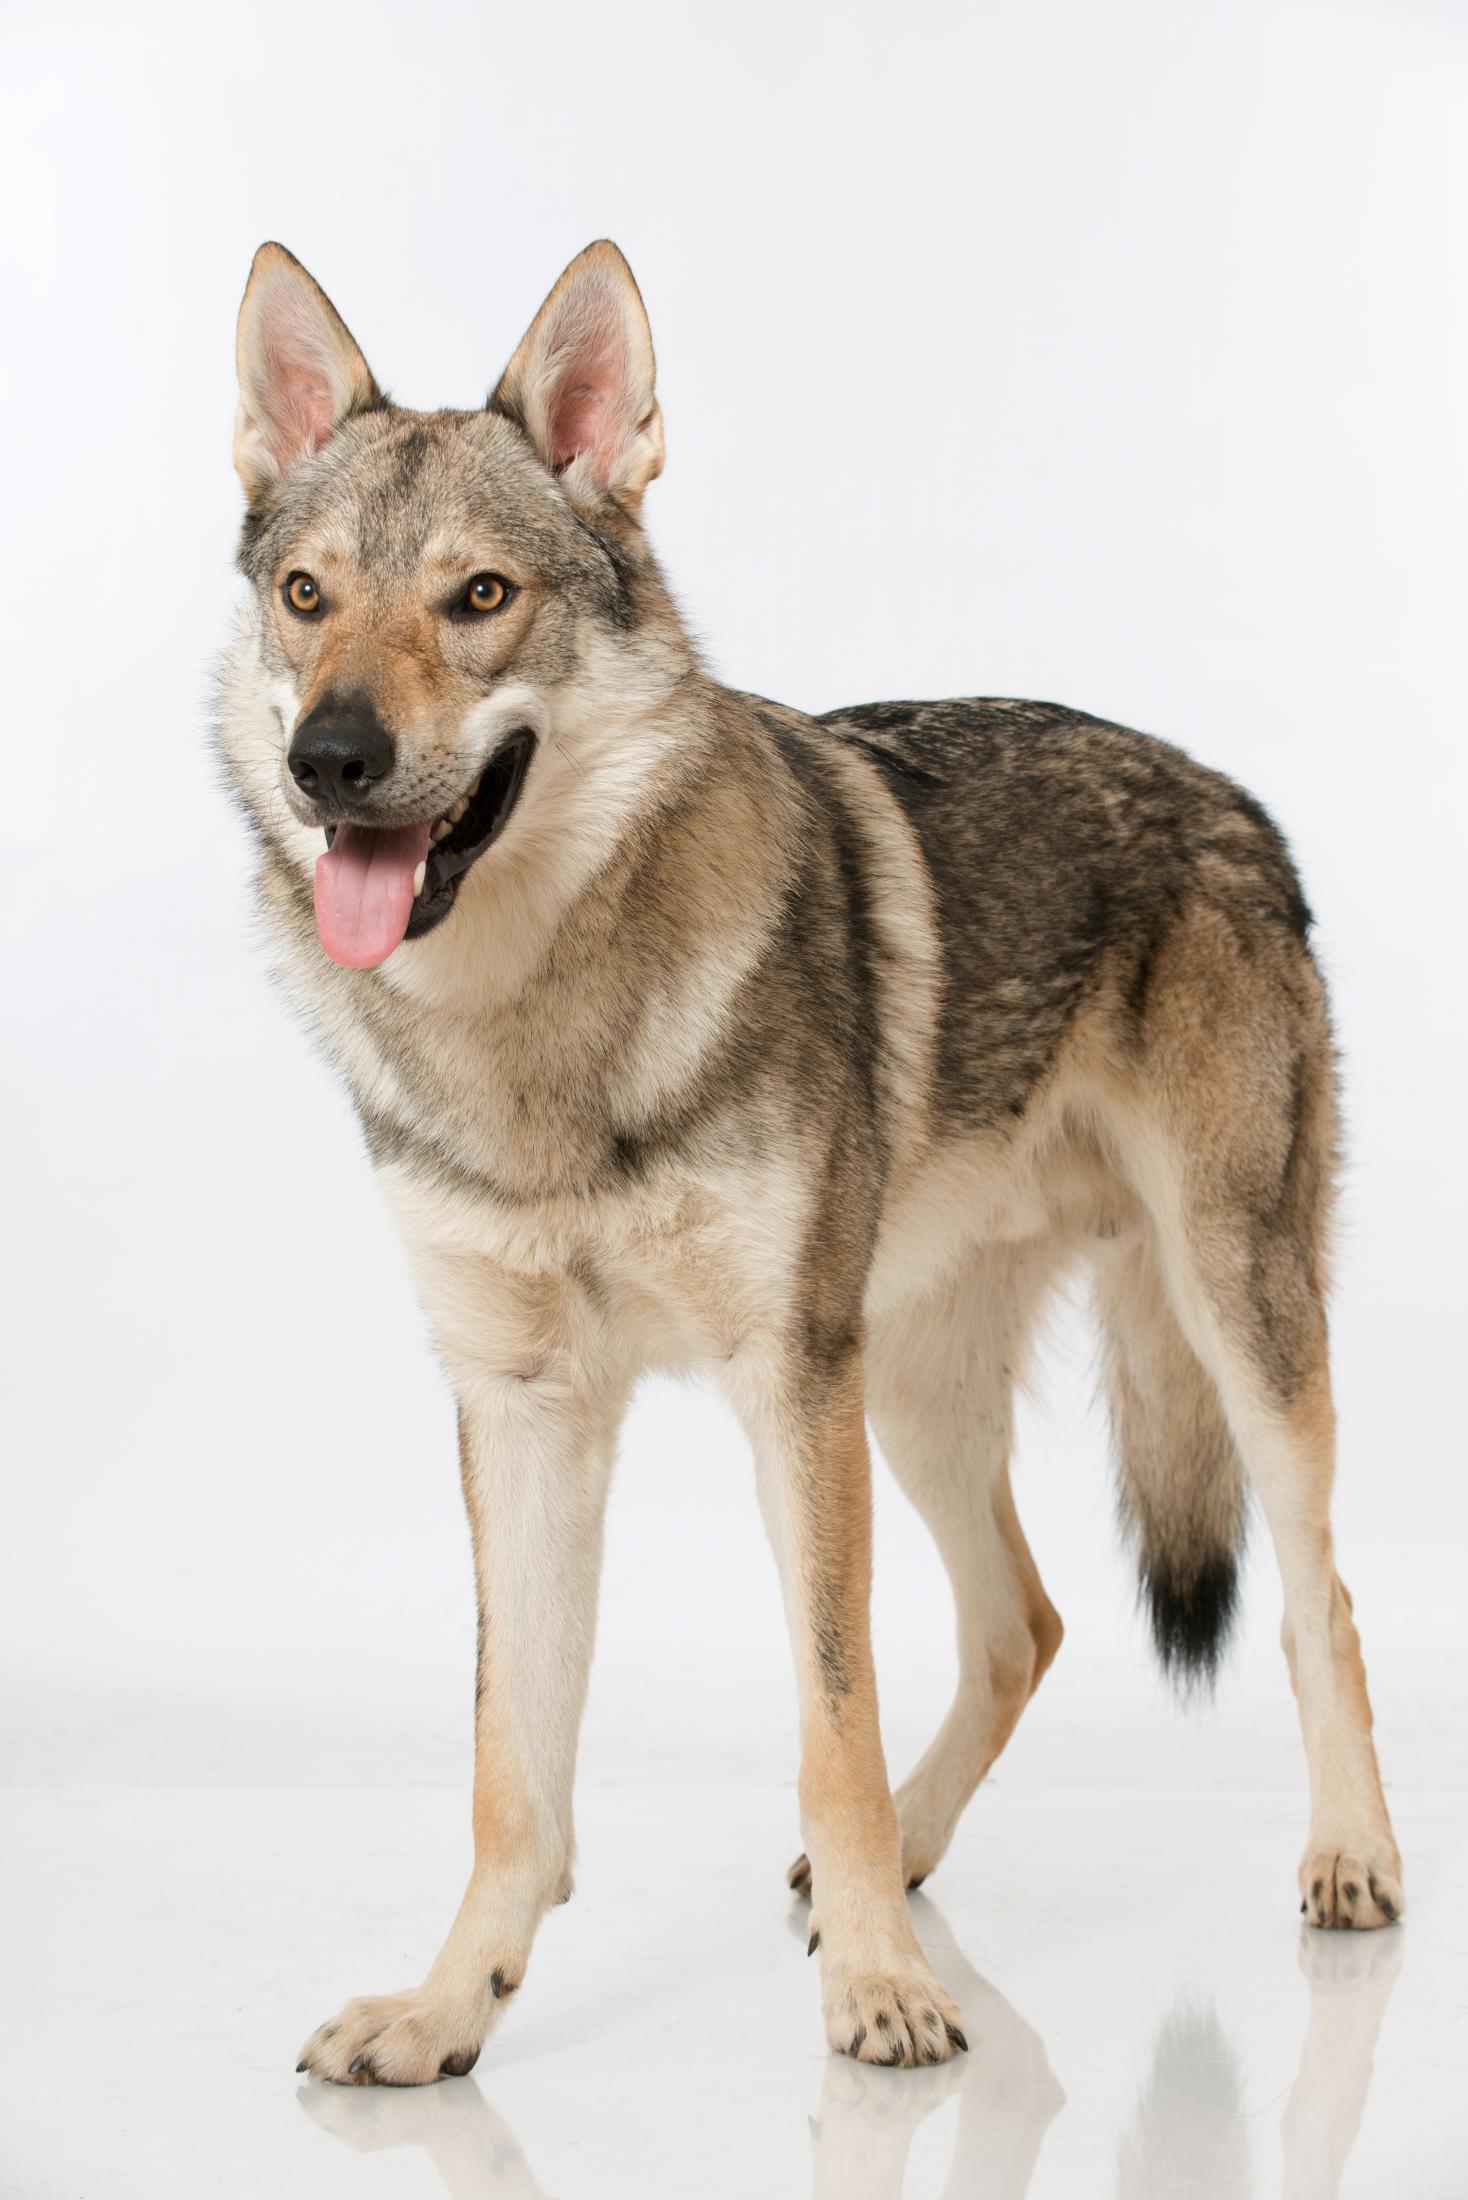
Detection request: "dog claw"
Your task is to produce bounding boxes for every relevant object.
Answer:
[439,2047,480,2078]
[946,2023,969,2052]
[808,1931,820,1957]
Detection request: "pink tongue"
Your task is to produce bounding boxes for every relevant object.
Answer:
[314,822,433,968]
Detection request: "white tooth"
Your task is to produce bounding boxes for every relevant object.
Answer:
[447,798,469,824]
[412,861,427,897]
[431,820,452,841]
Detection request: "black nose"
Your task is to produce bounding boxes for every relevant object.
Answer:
[287,696,395,803]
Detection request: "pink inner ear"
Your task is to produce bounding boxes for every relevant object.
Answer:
[261,347,339,472]
[547,375,612,476]
[543,297,628,484]
[246,274,359,477]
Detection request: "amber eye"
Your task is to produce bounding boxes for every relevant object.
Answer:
[285,572,321,615]
[463,572,509,614]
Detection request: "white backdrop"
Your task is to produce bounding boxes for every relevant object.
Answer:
[3,0,1465,1798]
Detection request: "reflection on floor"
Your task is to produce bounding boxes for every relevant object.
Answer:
[802,1904,1065,2200]
[1,1757,1460,2197]
[292,1904,1403,2200]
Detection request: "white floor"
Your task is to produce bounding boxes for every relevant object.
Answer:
[3,1662,1464,2199]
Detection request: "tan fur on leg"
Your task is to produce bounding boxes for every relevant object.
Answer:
[854,1247,1064,1890]
[297,1258,631,2084]
[735,1343,966,2065]
[1097,912,1402,1929]
[1239,1380,1402,1928]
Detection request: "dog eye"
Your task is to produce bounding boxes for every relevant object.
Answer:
[285,572,322,615]
[462,573,510,615]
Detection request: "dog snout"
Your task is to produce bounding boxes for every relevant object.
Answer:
[288,695,395,804]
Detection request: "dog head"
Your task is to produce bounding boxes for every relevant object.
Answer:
[219,241,695,972]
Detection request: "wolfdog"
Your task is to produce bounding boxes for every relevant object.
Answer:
[215,240,1402,2081]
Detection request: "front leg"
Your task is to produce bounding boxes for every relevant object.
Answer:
[737,1338,967,2067]
[299,1260,626,2086]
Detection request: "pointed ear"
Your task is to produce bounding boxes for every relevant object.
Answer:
[490,241,664,511]
[233,242,381,501]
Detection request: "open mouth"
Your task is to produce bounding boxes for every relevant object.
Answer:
[313,729,537,968]
[402,728,537,942]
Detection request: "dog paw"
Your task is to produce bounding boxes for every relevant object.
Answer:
[296,1976,517,2086]
[1299,1847,1403,1931]
[823,1965,968,2067]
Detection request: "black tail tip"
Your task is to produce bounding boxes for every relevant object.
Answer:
[1143,1552,1241,1694]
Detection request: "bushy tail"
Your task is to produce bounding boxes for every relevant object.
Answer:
[1094,1238,1247,1691]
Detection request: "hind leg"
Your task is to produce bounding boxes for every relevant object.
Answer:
[1126,1215,1403,1924]
[1149,1235,1399,1923]
[890,1458,1061,1891]
[1111,973,1402,1927]
[1214,1361,1401,1927]
[801,1244,1063,1892]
